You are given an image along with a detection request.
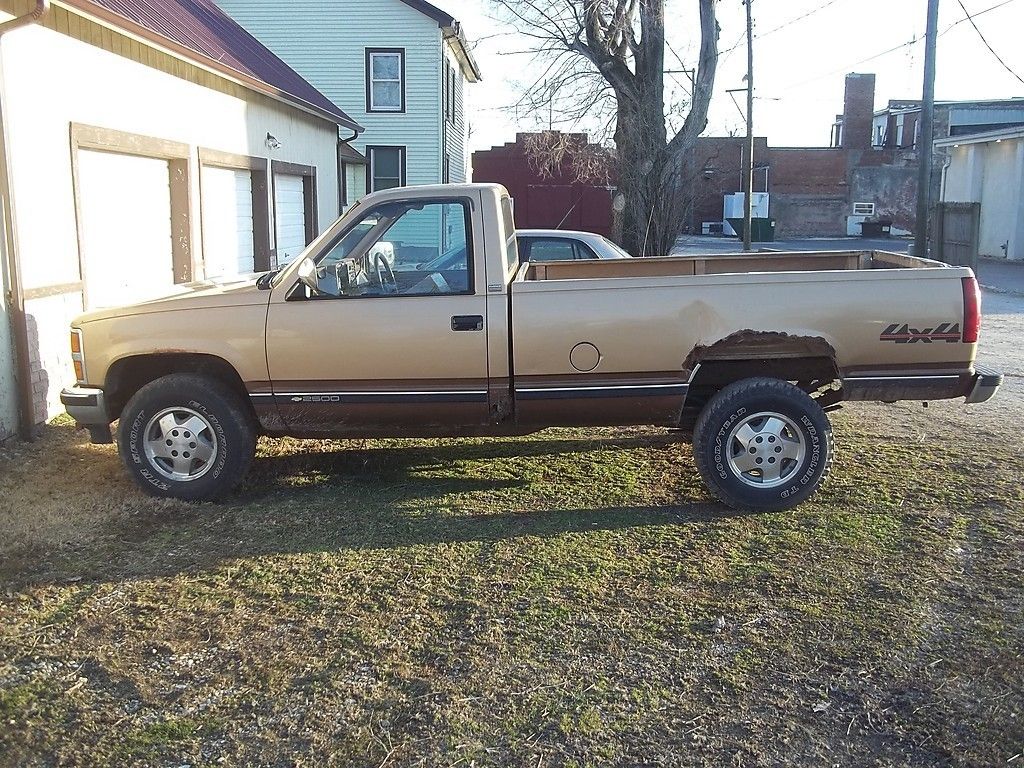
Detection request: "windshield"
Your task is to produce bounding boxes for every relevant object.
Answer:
[268,198,366,288]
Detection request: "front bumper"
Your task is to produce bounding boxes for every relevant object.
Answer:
[60,386,108,425]
[966,364,1003,404]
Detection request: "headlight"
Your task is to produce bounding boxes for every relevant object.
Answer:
[70,328,86,384]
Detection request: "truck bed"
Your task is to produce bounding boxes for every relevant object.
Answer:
[522,250,948,281]
[509,248,976,425]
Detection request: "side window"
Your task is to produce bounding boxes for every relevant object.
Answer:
[527,238,577,263]
[368,146,406,192]
[366,49,405,112]
[573,241,600,260]
[311,199,472,298]
[517,238,531,263]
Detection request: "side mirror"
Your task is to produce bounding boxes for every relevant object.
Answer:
[296,257,321,296]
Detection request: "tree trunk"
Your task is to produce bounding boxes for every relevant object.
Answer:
[614,84,669,257]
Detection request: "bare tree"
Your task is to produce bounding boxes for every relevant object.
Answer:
[491,0,719,256]
[521,130,613,185]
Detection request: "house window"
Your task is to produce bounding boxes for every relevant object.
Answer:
[444,59,457,124]
[443,153,451,184]
[366,49,405,113]
[368,146,406,192]
[450,65,457,123]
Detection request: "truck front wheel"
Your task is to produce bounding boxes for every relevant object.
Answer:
[117,374,256,501]
[693,378,833,511]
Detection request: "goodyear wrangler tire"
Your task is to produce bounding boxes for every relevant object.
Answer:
[693,378,833,511]
[117,374,256,501]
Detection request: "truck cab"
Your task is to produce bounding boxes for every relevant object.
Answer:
[259,184,517,435]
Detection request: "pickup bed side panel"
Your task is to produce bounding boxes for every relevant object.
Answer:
[510,269,974,426]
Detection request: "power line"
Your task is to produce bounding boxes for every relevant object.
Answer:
[762,0,1020,97]
[956,0,1024,85]
[720,0,844,56]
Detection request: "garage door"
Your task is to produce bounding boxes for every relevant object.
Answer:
[77,150,174,309]
[274,174,307,265]
[202,166,255,278]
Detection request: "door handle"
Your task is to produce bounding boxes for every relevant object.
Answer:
[451,315,484,332]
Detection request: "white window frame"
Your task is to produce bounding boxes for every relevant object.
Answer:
[366,49,405,113]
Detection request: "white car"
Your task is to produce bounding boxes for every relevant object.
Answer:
[516,229,632,262]
[403,228,631,274]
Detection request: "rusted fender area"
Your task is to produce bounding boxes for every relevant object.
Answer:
[682,330,839,378]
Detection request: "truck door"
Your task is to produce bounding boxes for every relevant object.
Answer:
[264,195,491,433]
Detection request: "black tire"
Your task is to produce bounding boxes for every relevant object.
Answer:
[693,377,833,511]
[117,374,256,501]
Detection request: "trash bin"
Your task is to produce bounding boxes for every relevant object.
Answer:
[726,218,776,242]
[859,219,892,238]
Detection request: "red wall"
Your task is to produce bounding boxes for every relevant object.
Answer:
[472,133,615,238]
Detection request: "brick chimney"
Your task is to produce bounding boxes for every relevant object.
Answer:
[841,73,876,150]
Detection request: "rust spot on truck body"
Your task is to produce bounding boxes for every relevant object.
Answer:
[682,330,837,378]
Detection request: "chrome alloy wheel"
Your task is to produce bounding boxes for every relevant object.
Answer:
[142,407,219,482]
[725,411,807,489]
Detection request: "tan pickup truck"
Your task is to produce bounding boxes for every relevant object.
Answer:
[61,183,1002,511]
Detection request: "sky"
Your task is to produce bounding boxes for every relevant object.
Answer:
[429,0,1024,151]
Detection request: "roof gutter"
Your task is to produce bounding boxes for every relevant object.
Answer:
[0,0,49,34]
[443,23,482,83]
[0,0,50,441]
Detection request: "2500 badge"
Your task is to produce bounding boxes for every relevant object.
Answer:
[880,322,961,344]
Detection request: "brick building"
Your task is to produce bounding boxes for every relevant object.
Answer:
[475,74,1023,246]
[686,74,918,239]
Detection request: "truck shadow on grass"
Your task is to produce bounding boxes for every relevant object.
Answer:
[5,426,748,588]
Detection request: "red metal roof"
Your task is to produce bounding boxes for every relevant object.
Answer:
[67,0,361,131]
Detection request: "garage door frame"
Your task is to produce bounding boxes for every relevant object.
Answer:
[198,148,271,273]
[70,124,193,300]
[270,159,317,267]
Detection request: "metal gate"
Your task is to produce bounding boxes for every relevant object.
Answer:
[932,202,980,269]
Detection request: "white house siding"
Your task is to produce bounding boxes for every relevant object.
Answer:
[0,15,341,425]
[344,163,364,209]
[944,139,1024,261]
[215,0,446,189]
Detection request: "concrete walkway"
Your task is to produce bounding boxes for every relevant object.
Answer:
[977,259,1024,296]
[671,235,911,256]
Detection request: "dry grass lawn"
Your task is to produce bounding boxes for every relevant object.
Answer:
[1,389,1022,767]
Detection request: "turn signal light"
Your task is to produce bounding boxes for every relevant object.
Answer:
[70,328,86,384]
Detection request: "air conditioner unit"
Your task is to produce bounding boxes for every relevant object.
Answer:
[853,202,876,216]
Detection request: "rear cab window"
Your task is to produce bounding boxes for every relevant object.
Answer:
[501,195,518,280]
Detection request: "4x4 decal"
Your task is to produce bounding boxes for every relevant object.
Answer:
[880,323,962,344]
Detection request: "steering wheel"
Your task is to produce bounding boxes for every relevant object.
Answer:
[373,253,398,294]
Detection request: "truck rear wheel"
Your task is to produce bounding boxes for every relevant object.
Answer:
[117,374,255,501]
[693,378,833,511]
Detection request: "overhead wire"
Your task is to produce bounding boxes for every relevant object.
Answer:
[955,0,1024,85]
[762,0,1020,97]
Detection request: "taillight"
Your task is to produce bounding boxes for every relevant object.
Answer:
[962,276,981,344]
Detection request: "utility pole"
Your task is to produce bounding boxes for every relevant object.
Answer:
[915,0,940,258]
[743,0,754,252]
